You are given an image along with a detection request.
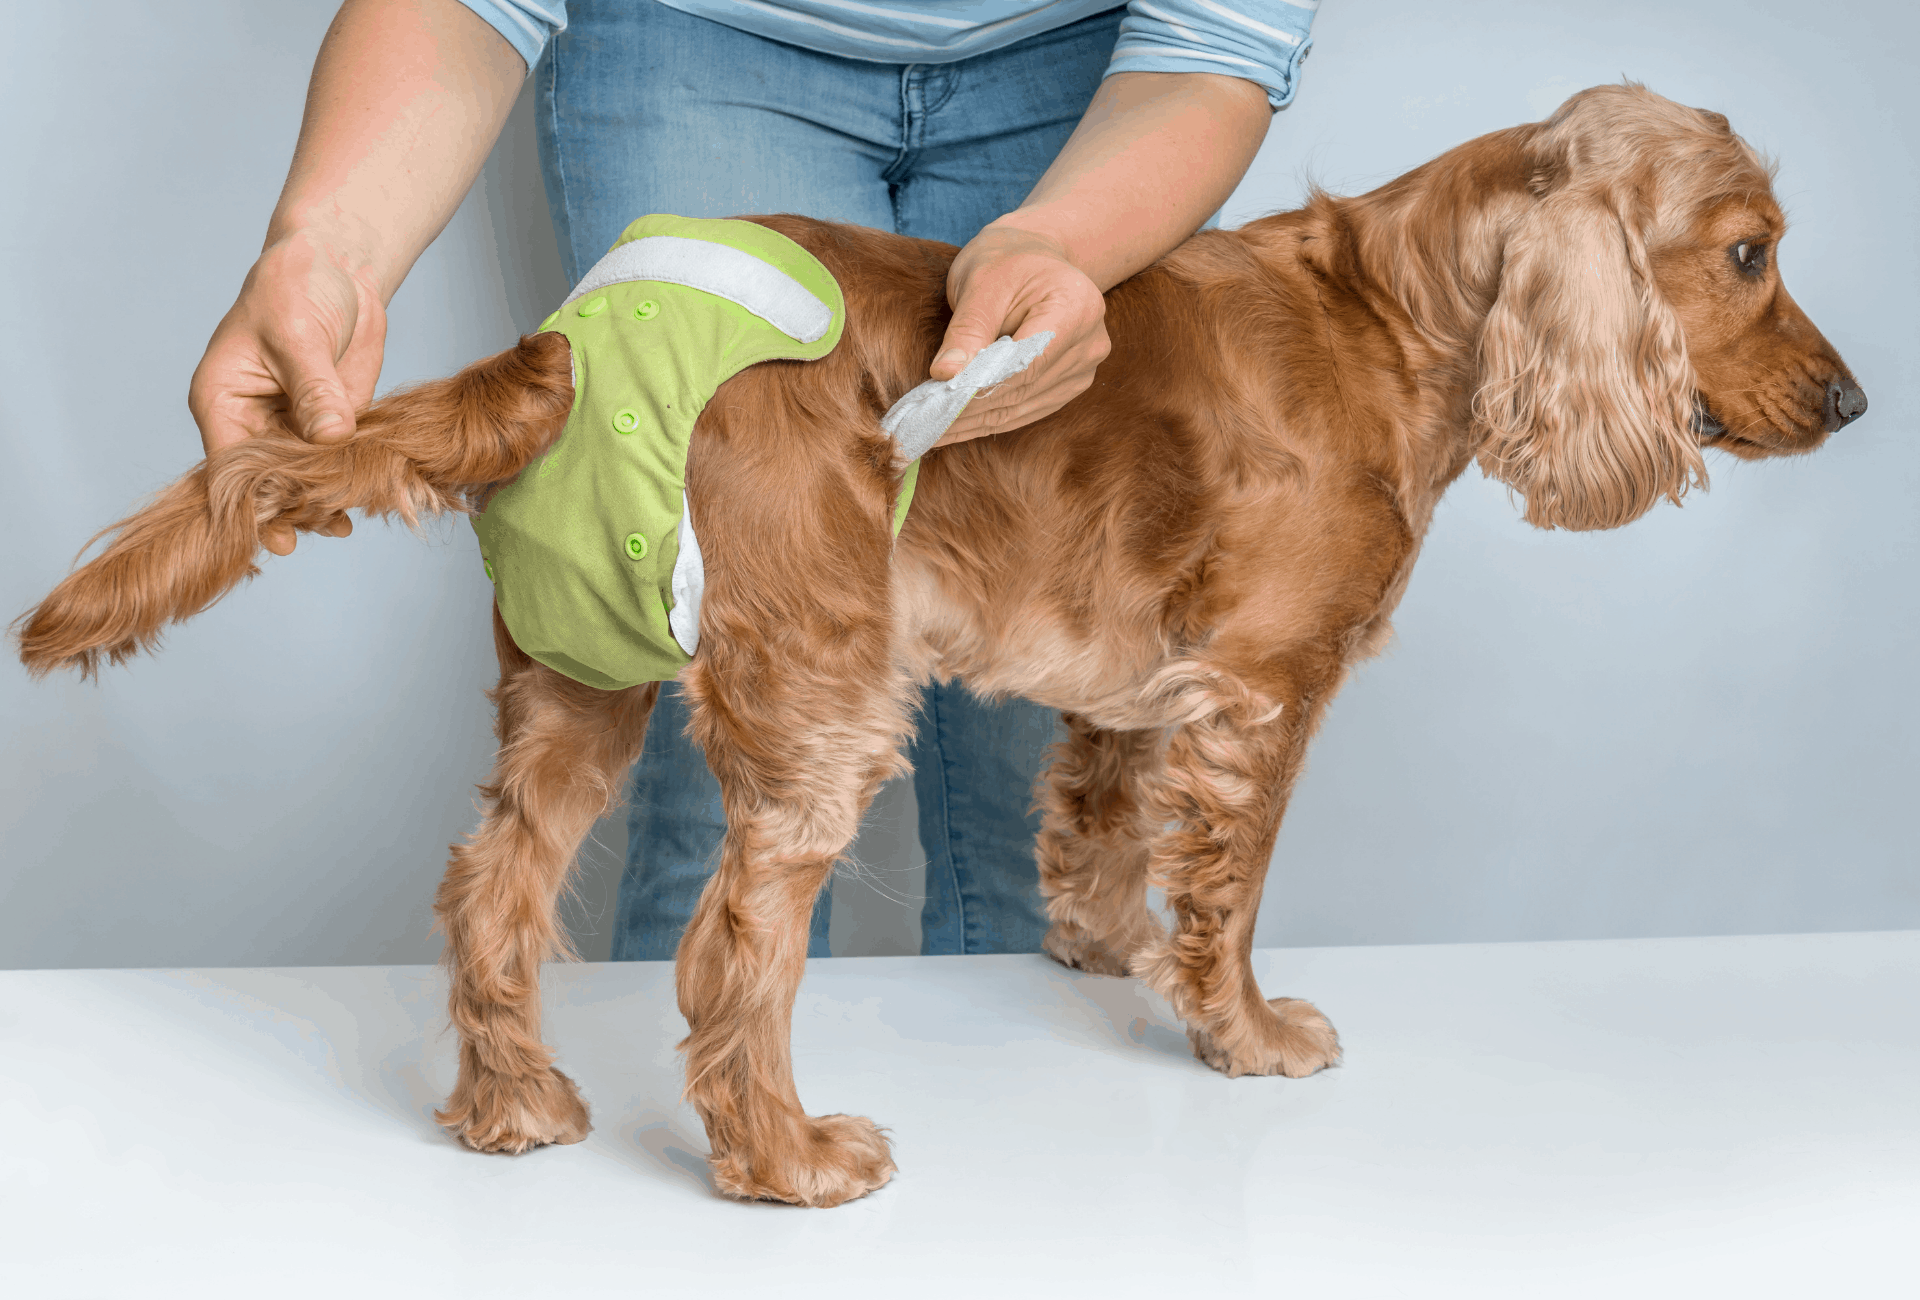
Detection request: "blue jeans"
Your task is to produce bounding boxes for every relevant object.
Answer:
[535,1,1121,959]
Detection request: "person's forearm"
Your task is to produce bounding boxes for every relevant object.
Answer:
[992,72,1271,292]
[268,0,526,300]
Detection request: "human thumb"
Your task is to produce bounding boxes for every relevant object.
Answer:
[930,335,985,382]
[932,291,1011,382]
[281,352,358,443]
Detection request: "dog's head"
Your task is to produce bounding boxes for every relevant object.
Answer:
[1472,84,1864,531]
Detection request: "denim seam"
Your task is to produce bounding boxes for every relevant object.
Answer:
[540,45,579,285]
[884,64,922,231]
[921,63,959,117]
[929,686,973,953]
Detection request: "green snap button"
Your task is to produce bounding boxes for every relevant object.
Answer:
[538,310,559,331]
[484,559,494,582]
[633,300,660,321]
[623,532,648,561]
[612,408,642,434]
[577,296,608,318]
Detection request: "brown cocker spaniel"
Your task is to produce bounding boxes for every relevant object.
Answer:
[16,85,1866,1207]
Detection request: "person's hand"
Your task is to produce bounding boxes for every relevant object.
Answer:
[188,229,386,554]
[931,223,1110,446]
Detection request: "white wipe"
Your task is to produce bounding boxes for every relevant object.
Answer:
[562,235,833,343]
[880,332,1054,463]
[668,489,706,657]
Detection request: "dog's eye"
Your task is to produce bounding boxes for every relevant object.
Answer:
[1731,241,1769,276]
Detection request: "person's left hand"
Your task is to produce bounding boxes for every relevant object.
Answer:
[930,223,1111,445]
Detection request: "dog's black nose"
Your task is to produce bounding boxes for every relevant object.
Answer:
[1826,379,1868,430]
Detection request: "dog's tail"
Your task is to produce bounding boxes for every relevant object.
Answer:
[13,332,574,679]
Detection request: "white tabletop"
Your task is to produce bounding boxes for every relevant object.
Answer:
[5,932,1915,1298]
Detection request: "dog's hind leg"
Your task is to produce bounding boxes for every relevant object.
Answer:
[1037,714,1165,977]
[663,382,911,1203]
[1131,682,1342,1079]
[671,646,909,1206]
[433,606,657,1154]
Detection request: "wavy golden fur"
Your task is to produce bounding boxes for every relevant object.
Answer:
[15,86,1865,1206]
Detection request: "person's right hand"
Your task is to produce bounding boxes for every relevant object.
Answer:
[188,229,387,555]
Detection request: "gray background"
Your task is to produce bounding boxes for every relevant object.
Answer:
[2,0,1912,971]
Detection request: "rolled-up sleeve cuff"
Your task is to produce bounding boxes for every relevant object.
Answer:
[1107,0,1317,110]
[453,0,567,71]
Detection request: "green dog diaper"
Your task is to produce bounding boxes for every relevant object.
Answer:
[470,215,844,691]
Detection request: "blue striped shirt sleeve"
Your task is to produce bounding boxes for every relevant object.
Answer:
[455,0,567,69]
[1110,0,1315,109]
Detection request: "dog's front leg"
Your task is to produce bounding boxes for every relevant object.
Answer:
[1132,686,1342,1079]
[433,616,658,1154]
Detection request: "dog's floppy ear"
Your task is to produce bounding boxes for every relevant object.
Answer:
[1473,166,1705,531]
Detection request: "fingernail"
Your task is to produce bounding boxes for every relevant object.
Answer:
[936,348,967,368]
[310,412,343,432]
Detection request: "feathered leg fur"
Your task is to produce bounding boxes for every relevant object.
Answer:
[1131,678,1342,1079]
[1037,715,1165,977]
[433,605,657,1153]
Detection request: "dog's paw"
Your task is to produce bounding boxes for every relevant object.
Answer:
[709,1113,896,1208]
[1042,921,1137,977]
[1187,997,1341,1079]
[435,1064,593,1154]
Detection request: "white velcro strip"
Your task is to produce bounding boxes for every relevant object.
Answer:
[880,332,1054,463]
[561,236,833,343]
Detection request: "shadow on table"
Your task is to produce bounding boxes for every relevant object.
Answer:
[604,1108,718,1195]
[90,966,460,1145]
[1029,962,1196,1065]
[137,965,727,1195]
